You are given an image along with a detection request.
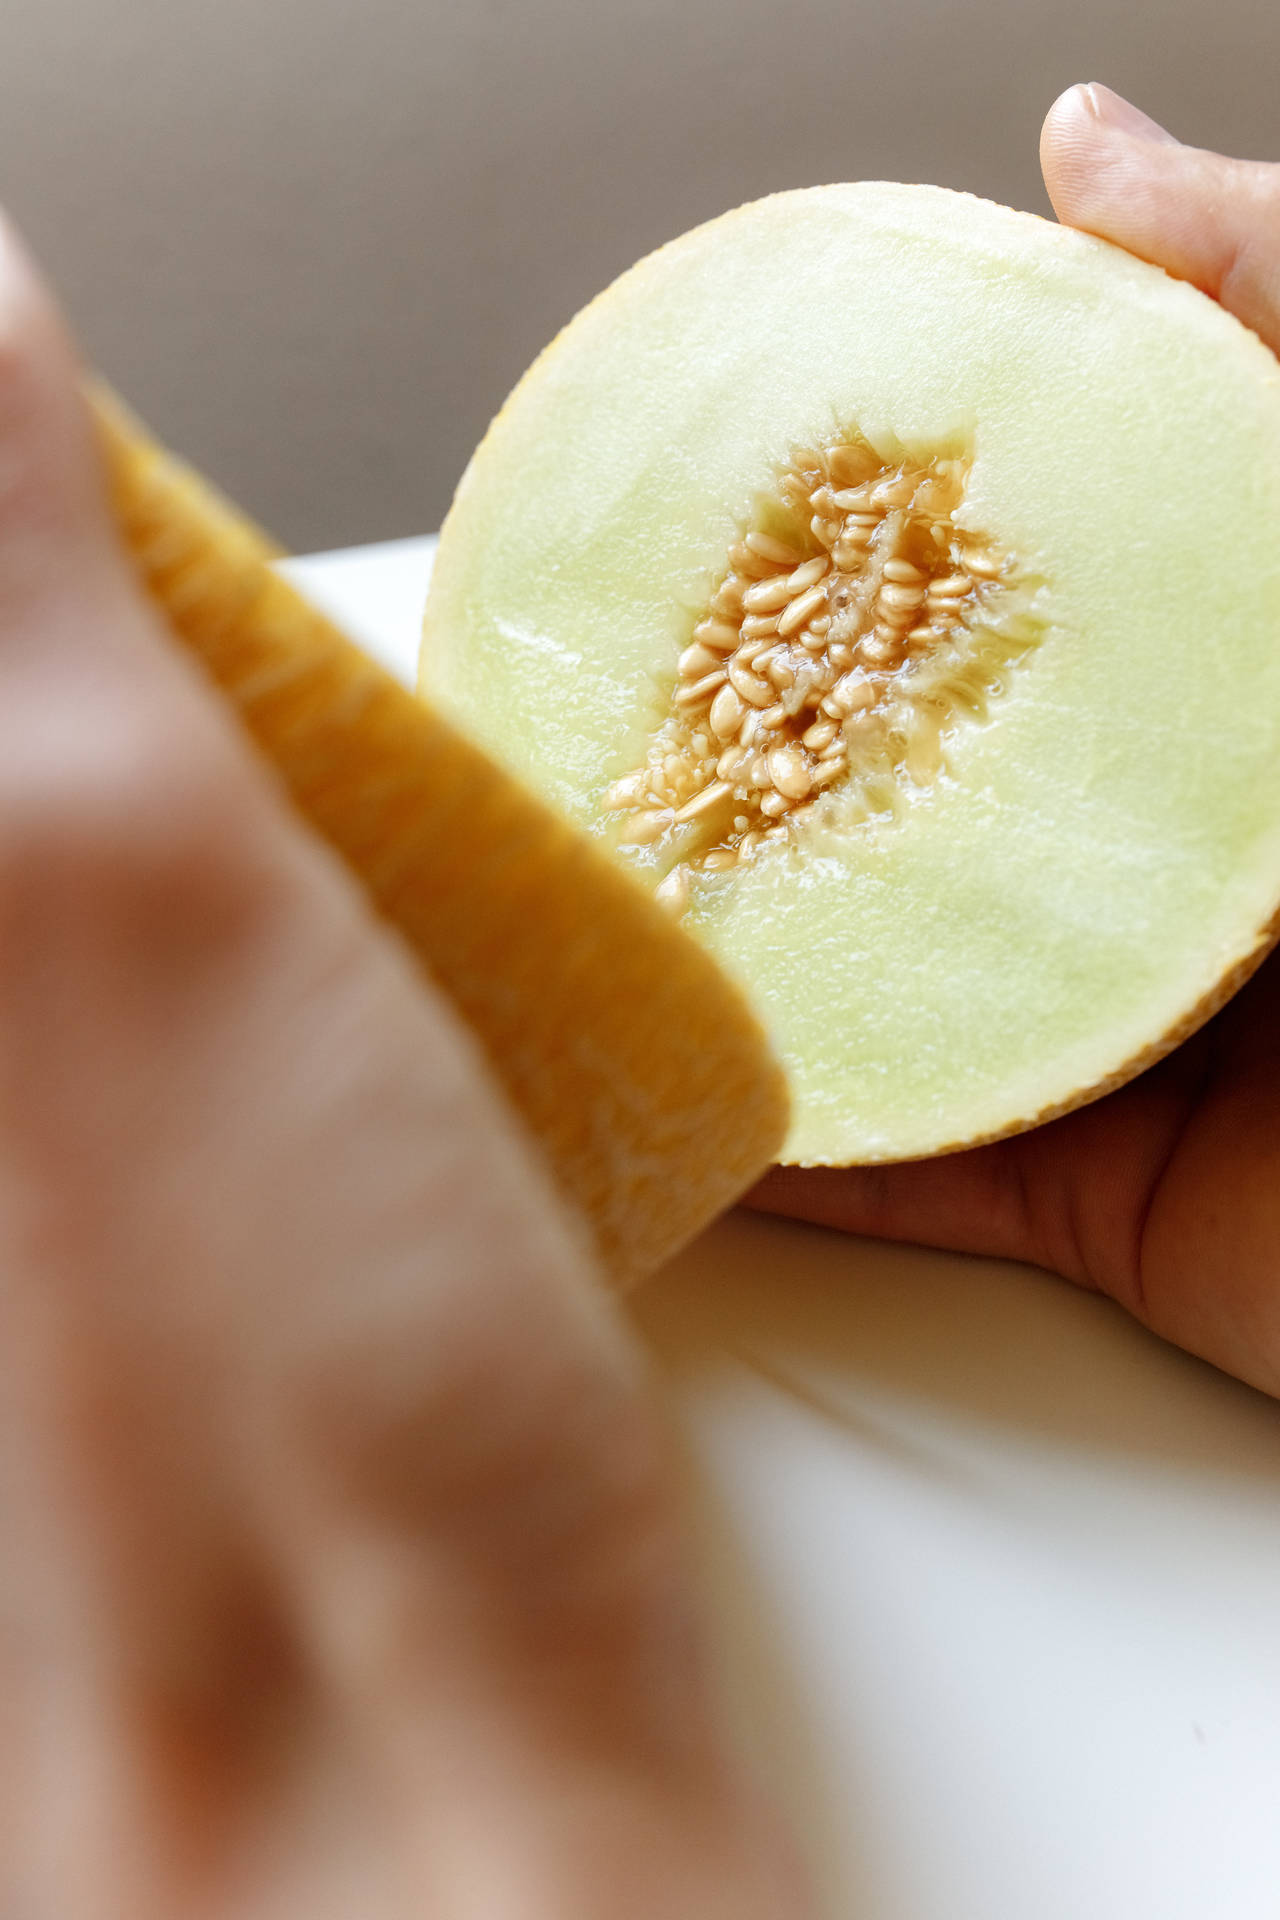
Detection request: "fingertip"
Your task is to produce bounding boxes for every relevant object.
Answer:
[1039,82,1092,163]
[0,205,44,308]
[0,207,86,420]
[1040,82,1181,230]
[742,1161,892,1239]
[0,208,121,602]
[1039,85,1096,224]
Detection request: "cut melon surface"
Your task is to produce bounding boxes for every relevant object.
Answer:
[91,387,789,1279]
[422,183,1280,1165]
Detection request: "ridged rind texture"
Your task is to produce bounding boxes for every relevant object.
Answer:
[91,386,788,1282]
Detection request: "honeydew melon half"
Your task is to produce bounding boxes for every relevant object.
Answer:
[422,183,1280,1165]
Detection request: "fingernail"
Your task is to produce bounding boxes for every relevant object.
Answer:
[1082,83,1179,145]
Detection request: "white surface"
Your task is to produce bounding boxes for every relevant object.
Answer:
[289,541,1280,1920]
[277,536,438,681]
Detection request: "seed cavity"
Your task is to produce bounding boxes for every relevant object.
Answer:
[606,430,1042,903]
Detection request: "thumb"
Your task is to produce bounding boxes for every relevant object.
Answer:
[1040,83,1280,357]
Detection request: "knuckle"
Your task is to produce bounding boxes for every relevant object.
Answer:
[1231,159,1280,264]
[1245,158,1280,216]
[0,699,267,934]
[1219,178,1280,350]
[285,1271,681,1627]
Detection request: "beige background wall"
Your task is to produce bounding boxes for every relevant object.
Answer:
[1,0,1275,551]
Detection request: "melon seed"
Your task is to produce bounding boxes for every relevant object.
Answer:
[601,432,1030,895]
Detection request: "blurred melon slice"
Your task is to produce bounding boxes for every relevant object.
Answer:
[421,183,1280,1165]
[90,385,788,1282]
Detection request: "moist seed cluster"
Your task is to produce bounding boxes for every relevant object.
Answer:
[603,436,1030,912]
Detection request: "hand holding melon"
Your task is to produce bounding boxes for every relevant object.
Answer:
[425,81,1280,1394]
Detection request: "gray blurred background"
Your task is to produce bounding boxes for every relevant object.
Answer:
[2,0,1274,552]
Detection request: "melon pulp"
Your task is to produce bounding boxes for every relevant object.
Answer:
[421,183,1280,1165]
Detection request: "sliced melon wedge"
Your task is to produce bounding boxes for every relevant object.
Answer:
[91,386,788,1279]
[422,183,1280,1165]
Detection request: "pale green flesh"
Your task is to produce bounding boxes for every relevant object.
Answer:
[423,184,1280,1162]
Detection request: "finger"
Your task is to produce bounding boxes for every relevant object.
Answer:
[1117,956,1280,1398]
[747,1030,1214,1310]
[1040,83,1280,356]
[0,213,130,632]
[0,211,291,838]
[0,222,805,1913]
[747,1148,1039,1266]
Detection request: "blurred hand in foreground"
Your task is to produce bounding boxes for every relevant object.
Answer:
[753,83,1280,1401]
[0,223,803,1917]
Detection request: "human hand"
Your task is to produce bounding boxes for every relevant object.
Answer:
[753,84,1280,1402]
[0,224,804,1917]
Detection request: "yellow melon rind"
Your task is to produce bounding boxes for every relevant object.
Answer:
[90,383,789,1282]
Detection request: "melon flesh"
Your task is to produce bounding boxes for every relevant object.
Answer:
[422,183,1280,1164]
